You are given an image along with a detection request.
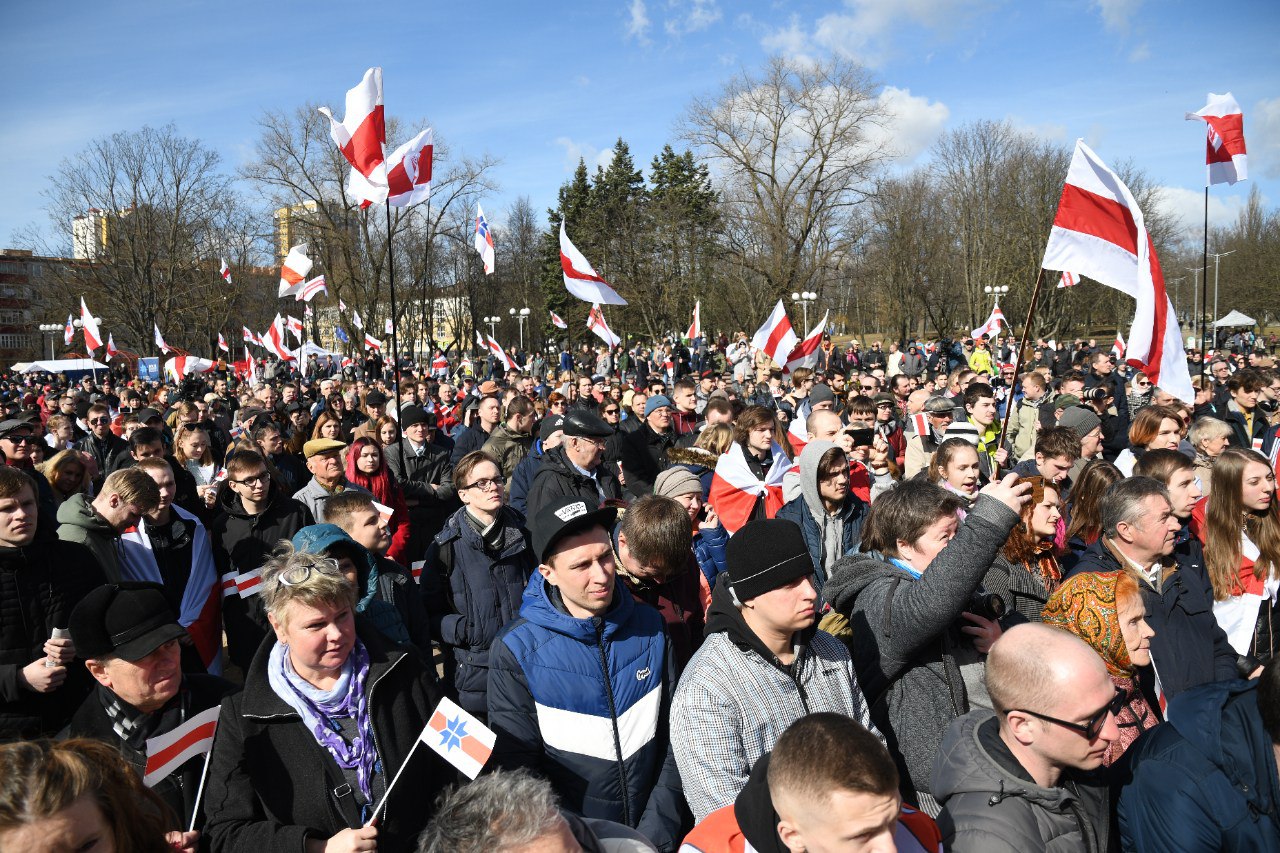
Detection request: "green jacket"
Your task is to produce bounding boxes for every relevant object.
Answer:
[56,494,121,582]
[481,424,534,486]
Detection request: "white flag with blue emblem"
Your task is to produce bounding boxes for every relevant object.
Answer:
[421,696,495,779]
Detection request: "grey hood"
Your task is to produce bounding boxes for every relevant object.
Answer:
[797,440,838,521]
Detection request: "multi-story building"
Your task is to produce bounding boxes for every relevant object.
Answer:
[0,249,52,361]
[72,209,109,260]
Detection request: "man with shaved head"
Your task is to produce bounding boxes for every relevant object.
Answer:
[931,623,1118,852]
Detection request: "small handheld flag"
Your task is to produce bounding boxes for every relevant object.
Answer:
[63,314,74,346]
[422,697,494,780]
[143,706,220,787]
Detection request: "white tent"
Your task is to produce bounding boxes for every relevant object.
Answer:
[1213,310,1256,328]
[13,358,109,374]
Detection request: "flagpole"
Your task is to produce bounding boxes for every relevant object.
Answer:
[385,201,408,482]
[1200,186,1210,377]
[998,268,1047,472]
[186,735,217,833]
[364,736,424,827]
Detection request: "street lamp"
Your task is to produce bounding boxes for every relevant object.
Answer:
[790,291,817,330]
[509,306,530,350]
[983,285,1009,303]
[1208,250,1235,330]
[483,315,501,341]
[38,323,63,360]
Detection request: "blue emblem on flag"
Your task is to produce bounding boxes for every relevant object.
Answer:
[439,716,468,751]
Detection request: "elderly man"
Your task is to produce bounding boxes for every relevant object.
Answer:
[291,438,370,523]
[58,468,161,582]
[619,394,676,499]
[63,582,235,850]
[383,407,454,558]
[933,624,1118,852]
[526,411,621,523]
[904,395,956,478]
[488,497,685,850]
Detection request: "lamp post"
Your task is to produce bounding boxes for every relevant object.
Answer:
[983,284,1009,304]
[38,323,62,360]
[509,306,530,350]
[483,315,501,342]
[1208,250,1235,336]
[790,291,817,330]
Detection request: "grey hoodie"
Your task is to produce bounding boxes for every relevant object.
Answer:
[798,441,845,574]
[932,710,1111,853]
[823,493,1019,812]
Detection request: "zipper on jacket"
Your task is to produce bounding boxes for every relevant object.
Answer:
[1065,787,1096,853]
[593,617,632,827]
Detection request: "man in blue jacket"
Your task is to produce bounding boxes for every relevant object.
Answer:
[1119,661,1280,851]
[487,496,687,851]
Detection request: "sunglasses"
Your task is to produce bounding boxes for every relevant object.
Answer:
[3,433,37,444]
[1011,686,1125,740]
[89,417,111,425]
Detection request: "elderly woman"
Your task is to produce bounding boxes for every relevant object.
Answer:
[1189,416,1233,496]
[203,544,450,853]
[1042,570,1160,766]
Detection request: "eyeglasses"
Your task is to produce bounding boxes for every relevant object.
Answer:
[277,559,343,587]
[603,409,619,415]
[232,471,271,487]
[461,477,504,492]
[876,402,894,409]
[2,433,37,444]
[89,417,111,425]
[1010,687,1125,740]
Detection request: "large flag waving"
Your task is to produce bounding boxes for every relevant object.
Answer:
[319,68,389,204]
[353,127,433,209]
[105,334,119,361]
[278,244,313,298]
[587,304,621,348]
[708,442,792,535]
[474,205,495,275]
[476,331,517,371]
[750,300,799,369]
[783,309,829,375]
[298,275,328,302]
[1041,140,1193,403]
[1186,93,1247,186]
[263,315,295,361]
[80,298,102,351]
[549,310,568,329]
[154,324,171,354]
[971,301,1006,340]
[559,221,626,305]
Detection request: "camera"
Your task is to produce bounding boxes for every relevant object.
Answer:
[965,587,1007,622]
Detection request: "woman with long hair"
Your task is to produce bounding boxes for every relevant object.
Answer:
[40,449,89,505]
[927,438,982,515]
[311,410,343,442]
[173,424,218,506]
[1064,459,1124,556]
[982,475,1062,622]
[1113,404,1184,476]
[374,415,399,448]
[1041,570,1160,766]
[1191,447,1280,659]
[344,437,412,565]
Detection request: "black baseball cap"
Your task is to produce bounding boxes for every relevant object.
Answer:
[69,582,188,661]
[532,496,618,564]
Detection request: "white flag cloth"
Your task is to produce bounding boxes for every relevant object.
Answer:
[163,356,216,380]
[364,333,383,351]
[750,300,798,369]
[352,310,364,331]
[474,204,495,275]
[143,706,220,787]
[1113,330,1126,359]
[384,318,393,335]
[63,314,74,346]
[1041,140,1193,404]
[1186,93,1248,186]
[559,221,626,305]
[297,275,328,302]
[783,310,828,374]
[318,68,389,204]
[263,315,295,361]
[420,697,495,780]
[476,331,517,371]
[154,324,171,354]
[351,127,433,209]
[80,298,103,351]
[971,301,1006,340]
[217,333,229,353]
[686,301,701,341]
[549,311,568,329]
[219,257,232,284]
[106,334,118,361]
[278,244,313,298]
[1057,271,1079,289]
[587,304,621,348]
[285,315,304,343]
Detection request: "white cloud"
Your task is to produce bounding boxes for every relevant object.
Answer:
[1252,96,1280,179]
[873,86,950,164]
[760,16,818,67]
[1093,0,1142,33]
[554,137,615,172]
[1153,185,1247,237]
[626,0,651,44]
[1006,116,1068,142]
[665,0,722,36]
[1128,41,1150,61]
[573,74,591,87]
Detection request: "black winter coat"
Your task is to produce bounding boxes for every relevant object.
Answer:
[525,446,623,522]
[618,423,675,498]
[75,431,127,490]
[202,626,454,853]
[383,438,456,560]
[208,482,313,672]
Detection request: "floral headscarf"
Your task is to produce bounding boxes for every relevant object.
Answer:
[1041,570,1132,677]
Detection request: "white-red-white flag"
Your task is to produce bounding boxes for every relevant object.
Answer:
[219,257,232,284]
[164,356,216,380]
[549,311,568,330]
[242,326,255,344]
[351,310,364,331]
[154,324,171,354]
[304,304,313,319]
[364,333,383,351]
[971,301,1007,340]
[686,301,701,341]
[319,68,389,204]
[475,204,495,275]
[587,304,621,348]
[1186,93,1247,186]
[783,310,829,375]
[297,275,328,302]
[1057,271,1079,289]
[1041,140,1193,404]
[353,127,433,209]
[235,567,263,597]
[143,706,220,787]
[217,333,229,353]
[750,300,799,369]
[80,298,102,351]
[559,221,626,305]
[63,314,74,346]
[286,315,304,343]
[431,354,448,374]
[475,331,517,371]
[1113,330,1126,359]
[708,441,791,535]
[105,334,118,362]
[278,244,313,298]
[263,316,295,361]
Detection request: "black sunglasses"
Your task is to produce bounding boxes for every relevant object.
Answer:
[1010,686,1125,740]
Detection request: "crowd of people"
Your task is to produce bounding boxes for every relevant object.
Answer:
[1,325,1280,853]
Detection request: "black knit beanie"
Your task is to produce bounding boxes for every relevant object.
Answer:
[725,519,815,603]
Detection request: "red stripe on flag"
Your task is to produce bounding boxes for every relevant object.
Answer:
[764,317,793,357]
[343,107,387,176]
[560,253,608,283]
[281,267,304,286]
[144,721,217,775]
[1053,184,1138,256]
[1203,114,1245,164]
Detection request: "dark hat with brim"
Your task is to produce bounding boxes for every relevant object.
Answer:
[563,411,614,438]
[69,582,188,662]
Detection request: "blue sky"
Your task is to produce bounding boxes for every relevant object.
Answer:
[2,0,1277,252]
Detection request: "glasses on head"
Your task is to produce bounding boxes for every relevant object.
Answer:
[233,470,270,487]
[461,477,504,492]
[1010,686,1125,740]
[277,559,343,588]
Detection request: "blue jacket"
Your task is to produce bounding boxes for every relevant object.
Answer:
[775,495,865,595]
[509,441,546,517]
[487,573,687,851]
[421,505,534,715]
[1119,679,1280,851]
[1065,538,1237,700]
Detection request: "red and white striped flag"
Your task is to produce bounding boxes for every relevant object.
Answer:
[431,354,448,374]
[1186,93,1247,186]
[1057,271,1079,289]
[105,334,118,362]
[475,331,517,371]
[286,315,304,342]
[219,257,232,284]
[154,324,171,354]
[319,68,389,204]
[242,326,255,344]
[787,412,809,460]
[587,304,621,348]
[474,204,495,275]
[708,441,791,535]
[263,316,295,362]
[278,244,313,299]
[352,310,364,331]
[63,314,74,346]
[971,301,1006,340]
[297,275,328,302]
[1113,330,1126,359]
[560,221,626,305]
[217,333,229,353]
[783,310,828,375]
[80,298,102,351]
[220,571,239,599]
[750,300,798,369]
[549,311,568,330]
[143,706,220,787]
[235,568,263,597]
[164,356,216,380]
[1041,139,1192,403]
[364,333,383,352]
[686,301,701,341]
[410,560,425,582]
